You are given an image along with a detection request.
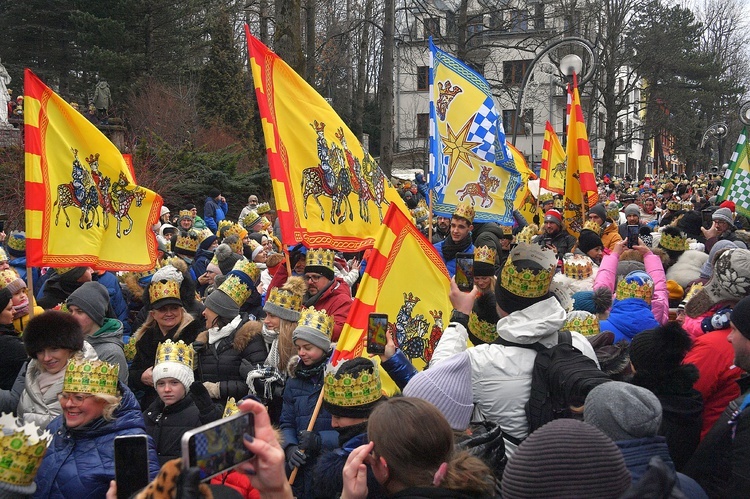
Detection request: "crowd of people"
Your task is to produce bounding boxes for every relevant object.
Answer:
[0,171,747,498]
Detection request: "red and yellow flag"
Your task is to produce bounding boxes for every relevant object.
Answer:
[332,204,452,393]
[510,142,539,224]
[563,76,598,236]
[23,70,161,270]
[540,121,565,195]
[246,28,409,252]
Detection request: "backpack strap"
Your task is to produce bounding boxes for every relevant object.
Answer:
[493,335,547,352]
[557,330,573,345]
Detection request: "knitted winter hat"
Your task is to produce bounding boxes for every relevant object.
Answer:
[263,277,305,322]
[720,200,736,212]
[66,281,110,327]
[0,288,11,312]
[153,340,195,392]
[572,288,612,315]
[322,357,383,418]
[23,311,84,357]
[577,229,603,254]
[205,260,258,321]
[624,204,640,217]
[666,280,684,307]
[0,269,25,295]
[731,295,750,339]
[686,248,750,317]
[712,207,734,225]
[403,351,473,431]
[543,209,563,227]
[629,322,692,374]
[501,419,631,499]
[585,381,663,441]
[588,203,608,223]
[293,307,333,352]
[699,240,737,279]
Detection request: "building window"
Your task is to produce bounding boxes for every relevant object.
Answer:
[503,109,529,135]
[416,66,429,91]
[509,9,528,32]
[424,17,441,38]
[503,60,531,86]
[417,113,429,138]
[467,20,485,47]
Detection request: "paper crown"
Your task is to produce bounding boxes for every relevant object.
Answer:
[63,359,119,396]
[123,335,138,362]
[500,243,557,298]
[453,201,475,223]
[515,224,539,244]
[174,230,199,255]
[155,340,194,370]
[223,223,248,241]
[196,228,215,245]
[218,259,259,306]
[323,362,382,408]
[217,219,234,234]
[297,307,334,340]
[681,201,694,211]
[474,246,496,266]
[501,225,513,236]
[256,202,271,215]
[179,210,192,218]
[149,278,181,305]
[616,277,654,304]
[469,312,499,344]
[6,232,25,252]
[582,220,602,234]
[242,211,261,228]
[0,269,22,291]
[0,247,7,262]
[553,197,565,209]
[223,398,240,418]
[666,200,682,211]
[306,248,335,270]
[0,414,51,490]
[563,255,594,280]
[55,267,78,276]
[265,286,303,316]
[659,232,689,252]
[539,192,554,203]
[260,216,273,232]
[606,205,621,221]
[563,311,600,337]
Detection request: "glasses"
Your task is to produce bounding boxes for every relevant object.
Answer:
[58,392,95,406]
[304,274,324,282]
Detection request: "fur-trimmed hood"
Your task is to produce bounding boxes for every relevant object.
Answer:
[666,250,709,289]
[195,319,263,351]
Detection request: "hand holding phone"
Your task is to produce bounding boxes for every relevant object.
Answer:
[626,225,639,248]
[367,314,388,355]
[455,253,474,293]
[181,411,255,481]
[115,435,150,499]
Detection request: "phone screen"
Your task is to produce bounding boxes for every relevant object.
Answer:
[455,253,474,292]
[627,225,639,248]
[701,209,713,229]
[367,314,388,354]
[115,435,150,499]
[182,412,254,481]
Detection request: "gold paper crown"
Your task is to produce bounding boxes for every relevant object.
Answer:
[474,246,496,266]
[453,201,475,223]
[260,216,273,232]
[247,239,261,253]
[266,286,303,313]
[223,398,240,418]
[124,335,138,362]
[659,232,689,251]
[196,228,215,244]
[243,211,261,228]
[0,247,7,262]
[297,307,334,340]
[501,225,513,236]
[606,205,621,221]
[500,243,556,298]
[0,269,21,290]
[666,200,682,211]
[224,223,248,241]
[149,278,181,304]
[515,224,539,244]
[553,197,565,209]
[563,312,600,337]
[55,266,77,276]
[0,414,51,488]
[63,359,119,396]
[155,340,194,370]
[217,219,234,234]
[583,220,602,234]
[563,255,593,280]
[323,362,382,408]
[256,202,271,215]
[306,248,335,270]
[179,210,192,218]
[218,260,259,306]
[539,192,554,203]
[6,233,25,252]
[174,231,199,253]
[681,201,694,211]
[469,312,499,343]
[616,278,654,304]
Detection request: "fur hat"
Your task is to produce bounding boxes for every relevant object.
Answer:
[585,381,663,441]
[686,248,750,317]
[629,322,692,375]
[66,281,111,327]
[23,310,84,357]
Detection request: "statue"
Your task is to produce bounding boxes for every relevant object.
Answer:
[0,59,11,128]
[92,79,112,124]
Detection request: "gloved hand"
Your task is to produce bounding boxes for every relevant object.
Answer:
[285,445,307,469]
[203,381,220,399]
[297,430,322,457]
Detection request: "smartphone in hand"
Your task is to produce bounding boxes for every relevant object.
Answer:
[455,253,474,293]
[626,225,639,248]
[181,412,255,481]
[115,435,150,499]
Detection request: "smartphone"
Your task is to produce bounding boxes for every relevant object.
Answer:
[181,411,255,481]
[367,313,388,354]
[455,252,474,292]
[114,435,150,499]
[701,209,714,229]
[626,225,639,249]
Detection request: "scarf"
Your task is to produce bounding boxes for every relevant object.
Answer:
[294,353,329,380]
[261,324,280,369]
[304,278,335,307]
[337,421,368,448]
[12,294,29,320]
[37,367,66,396]
[440,233,472,262]
[208,315,242,345]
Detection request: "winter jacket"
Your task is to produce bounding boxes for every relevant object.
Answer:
[210,470,260,499]
[0,323,27,391]
[599,298,660,343]
[313,432,386,499]
[18,342,98,430]
[33,384,160,499]
[304,277,353,342]
[191,247,214,288]
[684,376,750,498]
[532,230,577,260]
[380,349,418,391]
[194,318,268,405]
[433,239,475,278]
[390,487,486,498]
[0,359,25,414]
[666,250,708,290]
[682,301,732,340]
[87,318,128,384]
[594,251,669,325]
[36,271,83,309]
[204,196,228,232]
[684,327,744,439]
[601,220,623,250]
[430,296,599,455]
[94,271,132,338]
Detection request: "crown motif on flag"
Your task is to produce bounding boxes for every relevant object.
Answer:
[563,255,594,280]
[63,359,119,396]
[515,224,539,244]
[256,202,271,215]
[553,197,565,209]
[155,340,194,370]
[85,153,100,166]
[297,307,334,340]
[265,286,303,315]
[174,230,199,254]
[469,312,499,344]
[616,278,654,304]
[539,192,554,203]
[0,414,51,488]
[582,220,602,235]
[179,210,192,218]
[306,248,335,270]
[403,292,420,306]
[149,278,181,305]
[218,260,260,306]
[659,232,689,252]
[453,201,475,223]
[334,127,346,142]
[311,120,326,133]
[563,312,600,337]
[500,243,556,299]
[223,398,240,418]
[323,362,382,408]
[666,200,682,212]
[474,246,496,266]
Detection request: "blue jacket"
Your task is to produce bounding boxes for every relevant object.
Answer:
[600,298,660,343]
[192,247,214,295]
[94,271,131,338]
[34,384,160,499]
[380,349,418,391]
[204,196,228,232]
[433,240,475,277]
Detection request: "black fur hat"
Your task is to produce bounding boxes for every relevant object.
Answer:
[23,310,84,357]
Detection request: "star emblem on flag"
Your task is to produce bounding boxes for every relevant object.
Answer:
[441,114,481,182]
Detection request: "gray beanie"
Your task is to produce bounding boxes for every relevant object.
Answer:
[712,207,734,225]
[589,203,608,222]
[293,318,332,353]
[624,204,640,217]
[66,281,110,327]
[204,289,240,321]
[403,351,473,431]
[584,381,663,441]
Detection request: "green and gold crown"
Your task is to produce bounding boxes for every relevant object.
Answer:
[256,202,271,215]
[306,248,335,270]
[266,286,303,314]
[155,340,194,370]
[563,311,600,337]
[553,197,565,210]
[474,246,496,266]
[218,260,260,306]
[453,201,475,223]
[666,200,682,212]
[149,278,181,305]
[223,398,240,418]
[583,220,602,234]
[242,211,261,229]
[174,231,199,254]
[539,192,554,203]
[659,232,689,251]
[63,359,119,396]
[606,205,621,222]
[616,278,654,304]
[500,243,556,298]
[297,307,334,340]
[515,224,539,244]
[0,414,51,488]
[323,362,382,408]
[469,312,498,344]
[124,335,138,362]
[563,255,593,280]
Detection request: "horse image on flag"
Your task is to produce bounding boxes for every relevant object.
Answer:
[391,292,444,364]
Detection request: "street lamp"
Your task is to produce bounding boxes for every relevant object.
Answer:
[739,101,750,126]
[700,122,728,149]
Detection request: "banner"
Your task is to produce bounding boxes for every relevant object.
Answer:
[246,28,409,252]
[23,69,161,270]
[332,204,452,393]
[563,76,598,236]
[428,39,521,224]
[510,142,539,224]
[718,126,750,219]
[540,121,565,195]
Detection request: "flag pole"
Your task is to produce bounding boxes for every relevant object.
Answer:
[428,189,434,242]
[25,267,35,319]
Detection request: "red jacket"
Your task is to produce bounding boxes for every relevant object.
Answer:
[308,277,353,341]
[210,470,260,499]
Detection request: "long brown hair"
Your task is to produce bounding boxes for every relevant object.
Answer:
[368,398,494,495]
[277,317,296,372]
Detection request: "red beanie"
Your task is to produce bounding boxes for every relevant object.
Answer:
[720,200,736,213]
[544,209,563,226]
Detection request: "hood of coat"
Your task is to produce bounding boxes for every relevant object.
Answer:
[87,318,124,347]
[496,296,566,346]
